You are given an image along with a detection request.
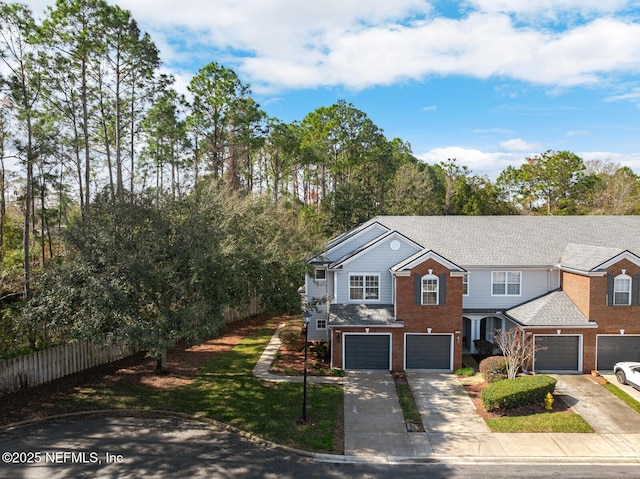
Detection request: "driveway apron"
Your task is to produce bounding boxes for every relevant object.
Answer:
[553,374,640,434]
[343,371,415,457]
[407,372,490,434]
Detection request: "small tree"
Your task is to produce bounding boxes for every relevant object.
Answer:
[493,328,541,379]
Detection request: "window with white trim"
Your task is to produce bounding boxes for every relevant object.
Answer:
[462,273,469,296]
[349,274,380,301]
[317,319,327,329]
[492,271,521,296]
[422,274,439,305]
[614,274,632,305]
[314,268,326,281]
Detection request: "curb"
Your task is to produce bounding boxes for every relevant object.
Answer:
[3,409,640,466]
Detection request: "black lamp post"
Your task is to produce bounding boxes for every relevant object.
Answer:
[302,310,311,423]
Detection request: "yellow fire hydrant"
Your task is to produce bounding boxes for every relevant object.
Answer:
[544,392,554,410]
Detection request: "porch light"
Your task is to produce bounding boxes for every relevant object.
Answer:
[557,329,561,335]
[621,329,626,335]
[427,327,432,334]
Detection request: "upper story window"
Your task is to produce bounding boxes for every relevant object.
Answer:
[316,319,327,329]
[462,273,469,296]
[492,271,521,296]
[614,273,632,305]
[314,268,326,281]
[422,274,439,305]
[349,274,380,301]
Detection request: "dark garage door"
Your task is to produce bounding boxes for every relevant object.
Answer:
[597,336,640,371]
[534,336,580,371]
[405,334,452,370]
[344,334,390,370]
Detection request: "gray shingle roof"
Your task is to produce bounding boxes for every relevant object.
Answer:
[560,243,625,272]
[364,216,640,267]
[328,304,398,327]
[505,290,596,327]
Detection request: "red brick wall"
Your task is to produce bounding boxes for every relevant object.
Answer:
[329,257,465,372]
[559,258,640,372]
[590,259,640,332]
[562,271,592,318]
[395,258,463,370]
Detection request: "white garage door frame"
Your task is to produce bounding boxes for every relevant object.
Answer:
[342,332,392,370]
[596,334,640,371]
[533,334,582,373]
[403,333,454,372]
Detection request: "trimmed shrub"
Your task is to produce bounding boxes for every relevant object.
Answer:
[455,367,475,377]
[481,375,557,411]
[479,355,508,382]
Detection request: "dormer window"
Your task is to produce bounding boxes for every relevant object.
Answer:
[614,273,632,305]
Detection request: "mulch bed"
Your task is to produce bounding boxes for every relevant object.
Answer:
[463,379,574,420]
[0,314,273,427]
[269,334,336,377]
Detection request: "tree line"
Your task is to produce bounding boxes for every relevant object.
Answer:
[1,0,639,363]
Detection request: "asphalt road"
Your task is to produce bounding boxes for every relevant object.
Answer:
[0,415,638,479]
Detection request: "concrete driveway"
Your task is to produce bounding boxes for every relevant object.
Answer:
[552,374,640,434]
[343,371,640,461]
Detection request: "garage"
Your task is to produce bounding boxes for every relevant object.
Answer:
[597,335,640,371]
[534,335,581,372]
[344,334,391,370]
[405,334,452,370]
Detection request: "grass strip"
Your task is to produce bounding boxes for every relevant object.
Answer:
[59,323,343,453]
[486,412,593,433]
[395,381,423,428]
[602,383,640,414]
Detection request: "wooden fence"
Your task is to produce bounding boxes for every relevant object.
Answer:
[0,341,134,396]
[0,297,264,396]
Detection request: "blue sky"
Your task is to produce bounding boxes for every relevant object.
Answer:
[27,0,640,179]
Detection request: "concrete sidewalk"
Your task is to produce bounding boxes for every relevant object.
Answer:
[254,327,640,464]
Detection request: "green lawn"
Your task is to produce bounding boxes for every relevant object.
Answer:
[487,412,593,433]
[58,322,343,453]
[602,382,640,414]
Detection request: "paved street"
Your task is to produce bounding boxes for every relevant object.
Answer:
[1,415,639,478]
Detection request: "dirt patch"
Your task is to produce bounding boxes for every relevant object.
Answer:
[0,314,273,427]
[269,335,337,377]
[463,380,574,420]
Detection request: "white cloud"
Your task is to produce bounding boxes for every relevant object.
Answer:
[566,130,591,136]
[500,138,540,151]
[418,146,640,180]
[25,1,640,93]
[422,105,438,111]
[466,0,630,17]
[417,146,528,179]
